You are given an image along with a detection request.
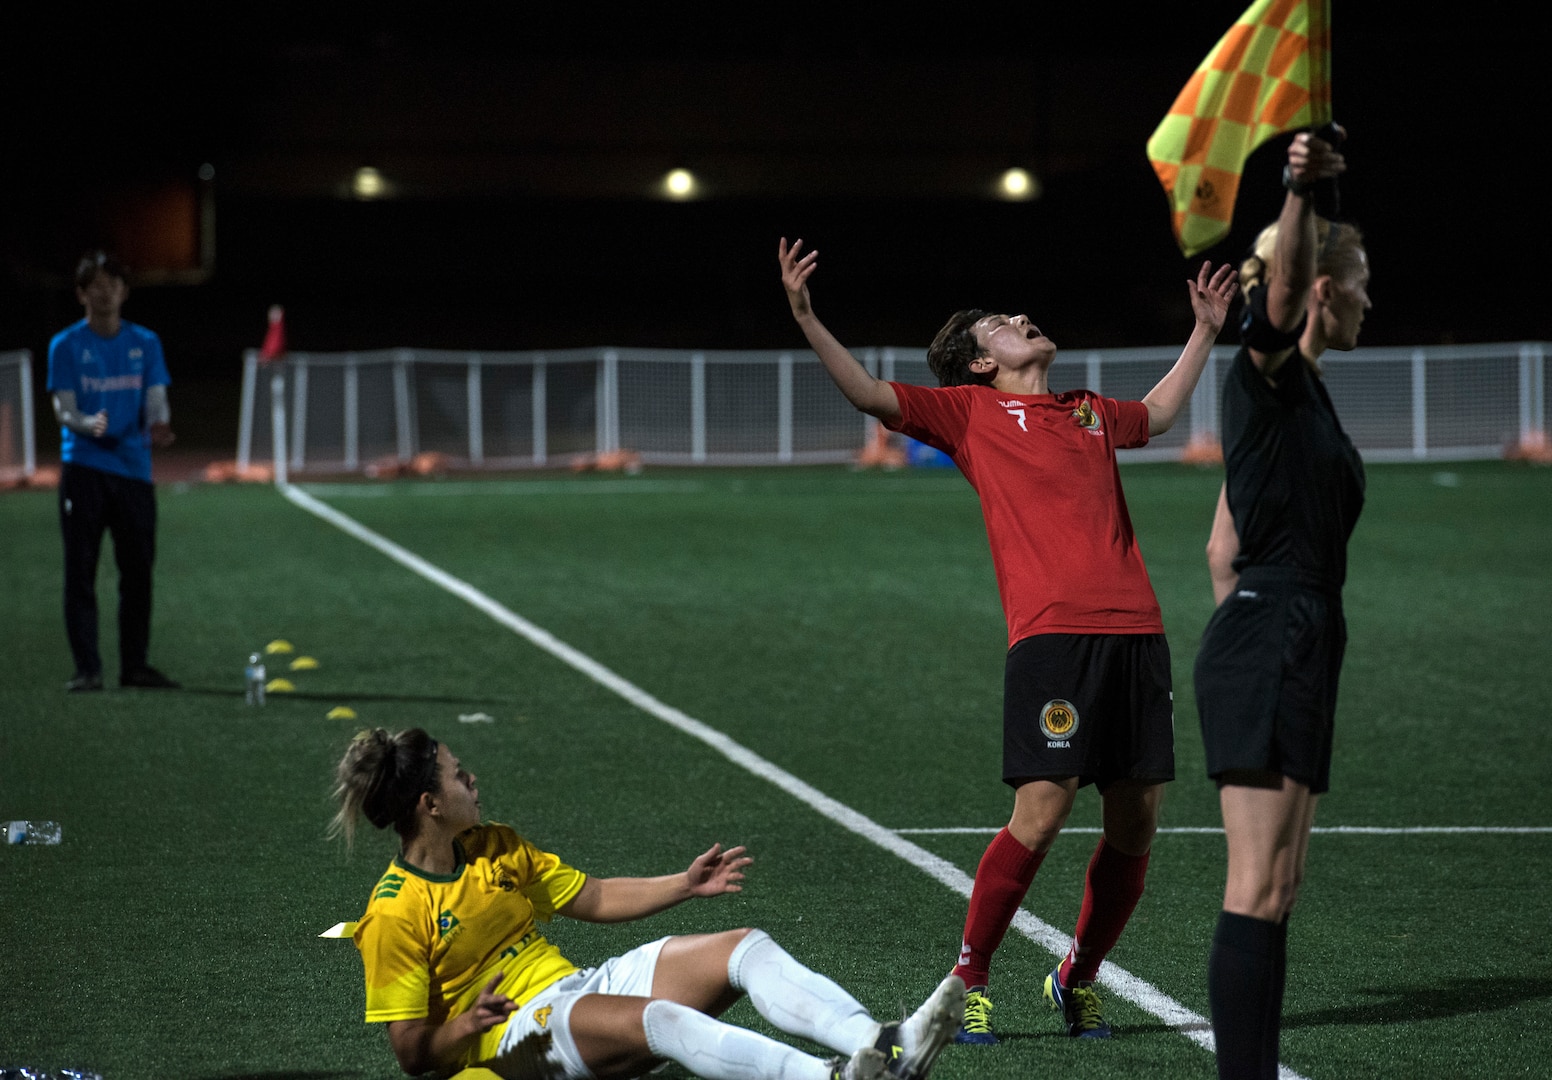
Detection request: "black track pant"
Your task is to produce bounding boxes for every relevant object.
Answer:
[59,463,157,678]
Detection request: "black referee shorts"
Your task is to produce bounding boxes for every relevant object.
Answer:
[1002,632,1175,790]
[1193,567,1347,794]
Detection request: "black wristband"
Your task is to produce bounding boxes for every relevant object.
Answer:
[1282,164,1316,197]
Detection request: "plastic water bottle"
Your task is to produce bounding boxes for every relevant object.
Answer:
[5,820,62,845]
[245,652,267,706]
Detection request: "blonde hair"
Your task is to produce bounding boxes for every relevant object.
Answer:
[329,727,441,848]
[1240,219,1367,294]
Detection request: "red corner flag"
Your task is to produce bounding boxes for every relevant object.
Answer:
[259,305,287,363]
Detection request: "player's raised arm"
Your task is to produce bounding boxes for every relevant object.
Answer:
[559,843,753,923]
[1141,260,1238,436]
[779,237,901,424]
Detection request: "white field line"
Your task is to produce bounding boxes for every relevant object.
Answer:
[895,826,1552,835]
[279,482,1298,1077]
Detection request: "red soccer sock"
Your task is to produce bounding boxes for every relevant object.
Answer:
[1059,837,1150,986]
[951,828,1045,989]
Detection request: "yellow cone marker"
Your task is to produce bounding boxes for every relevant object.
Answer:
[326,706,358,720]
[318,921,358,938]
[290,656,320,671]
[266,677,296,693]
[265,640,295,655]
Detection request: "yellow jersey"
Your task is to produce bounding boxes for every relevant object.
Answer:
[353,822,588,1065]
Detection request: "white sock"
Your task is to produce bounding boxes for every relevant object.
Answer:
[642,998,831,1080]
[727,930,881,1054]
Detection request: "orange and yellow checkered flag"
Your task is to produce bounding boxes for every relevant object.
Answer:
[1147,0,1331,257]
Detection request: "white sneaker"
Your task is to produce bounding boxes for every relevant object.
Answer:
[880,974,967,1079]
[830,1046,888,1080]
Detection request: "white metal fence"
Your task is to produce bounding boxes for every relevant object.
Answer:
[0,350,37,483]
[236,342,1550,475]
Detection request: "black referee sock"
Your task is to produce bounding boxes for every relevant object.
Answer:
[1263,915,1289,1077]
[1209,910,1281,1080]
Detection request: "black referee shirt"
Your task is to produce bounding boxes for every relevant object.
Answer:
[1221,287,1366,587]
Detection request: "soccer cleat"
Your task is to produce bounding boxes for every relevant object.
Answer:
[120,666,181,689]
[878,974,965,1078]
[829,1046,888,1080]
[953,986,997,1045]
[65,671,104,692]
[1044,965,1111,1038]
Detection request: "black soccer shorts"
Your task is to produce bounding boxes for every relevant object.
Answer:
[1194,568,1347,794]
[1002,632,1175,790]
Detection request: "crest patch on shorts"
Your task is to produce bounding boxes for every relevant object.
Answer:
[1040,699,1079,741]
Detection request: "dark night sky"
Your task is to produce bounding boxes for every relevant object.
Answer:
[2,4,1546,444]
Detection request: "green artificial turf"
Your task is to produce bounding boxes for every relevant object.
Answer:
[1,460,1548,1079]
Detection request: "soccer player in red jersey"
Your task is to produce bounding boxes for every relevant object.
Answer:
[780,239,1236,1042]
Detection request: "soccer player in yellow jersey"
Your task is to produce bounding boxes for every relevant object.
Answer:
[331,728,966,1080]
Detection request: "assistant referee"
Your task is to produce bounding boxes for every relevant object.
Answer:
[1193,128,1370,1079]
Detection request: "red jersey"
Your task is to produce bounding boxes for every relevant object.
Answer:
[887,382,1163,645]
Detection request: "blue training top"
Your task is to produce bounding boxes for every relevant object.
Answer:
[46,319,170,482]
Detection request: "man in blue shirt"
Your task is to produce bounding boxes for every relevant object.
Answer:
[46,250,179,692]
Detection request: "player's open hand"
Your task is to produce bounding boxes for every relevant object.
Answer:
[779,237,819,321]
[1188,261,1239,334]
[686,842,753,896]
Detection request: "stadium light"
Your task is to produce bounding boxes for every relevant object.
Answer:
[353,166,387,200]
[997,167,1040,201]
[663,168,697,200]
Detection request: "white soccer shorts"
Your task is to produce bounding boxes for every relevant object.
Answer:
[493,936,670,1080]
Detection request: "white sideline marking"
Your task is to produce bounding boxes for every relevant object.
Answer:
[895,826,1552,835]
[279,482,1301,1077]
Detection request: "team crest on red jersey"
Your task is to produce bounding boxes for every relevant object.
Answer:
[1071,400,1103,435]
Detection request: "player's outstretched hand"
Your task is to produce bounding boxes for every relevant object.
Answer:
[1188,261,1239,335]
[779,237,819,321]
[686,842,753,896]
[465,974,518,1034]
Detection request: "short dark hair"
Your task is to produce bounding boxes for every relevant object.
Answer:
[74,249,128,290]
[927,309,993,387]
